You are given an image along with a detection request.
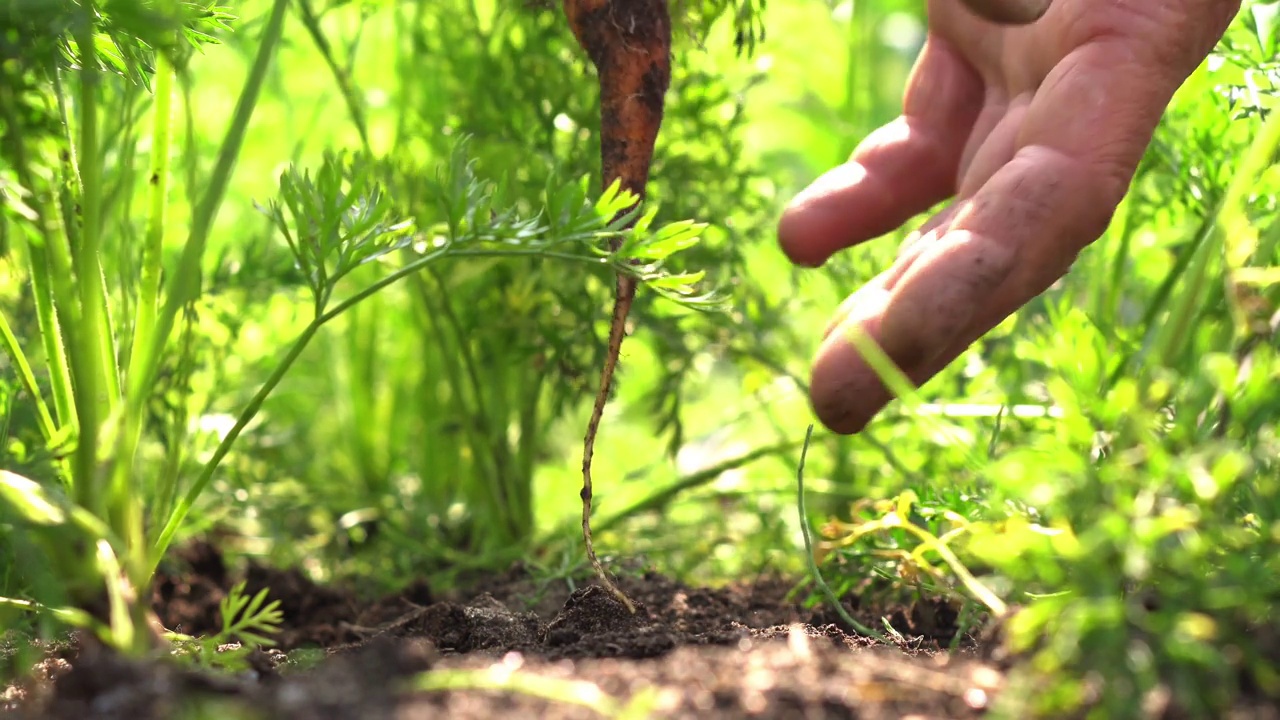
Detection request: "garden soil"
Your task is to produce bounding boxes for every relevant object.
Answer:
[2,541,1276,720]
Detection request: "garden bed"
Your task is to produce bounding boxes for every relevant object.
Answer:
[4,541,1008,719]
[7,541,1280,719]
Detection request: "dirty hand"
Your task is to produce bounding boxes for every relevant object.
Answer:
[778,0,1240,434]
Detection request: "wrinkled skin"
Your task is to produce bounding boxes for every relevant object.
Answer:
[956,0,1051,25]
[779,0,1241,434]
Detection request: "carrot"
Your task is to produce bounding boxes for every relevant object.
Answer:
[563,0,672,613]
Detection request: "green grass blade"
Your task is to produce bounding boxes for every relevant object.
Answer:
[0,310,57,443]
[127,0,290,445]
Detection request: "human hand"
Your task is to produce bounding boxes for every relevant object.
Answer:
[778,0,1240,434]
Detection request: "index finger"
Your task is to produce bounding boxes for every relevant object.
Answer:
[777,33,984,268]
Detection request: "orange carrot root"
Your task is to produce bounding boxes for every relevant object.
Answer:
[563,0,672,613]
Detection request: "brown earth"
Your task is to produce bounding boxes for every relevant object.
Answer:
[1,541,1275,720]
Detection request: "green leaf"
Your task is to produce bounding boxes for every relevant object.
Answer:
[95,539,136,651]
[646,270,707,290]
[633,219,706,260]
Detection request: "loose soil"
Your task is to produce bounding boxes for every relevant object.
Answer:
[1,541,1275,720]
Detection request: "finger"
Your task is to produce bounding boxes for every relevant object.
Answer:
[809,150,1086,433]
[955,92,1032,198]
[809,41,1170,434]
[956,0,1051,25]
[820,208,959,342]
[777,34,985,268]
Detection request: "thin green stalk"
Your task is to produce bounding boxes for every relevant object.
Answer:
[1108,132,1263,389]
[127,53,174,380]
[1101,197,1136,327]
[0,81,83,473]
[295,0,371,153]
[0,311,57,442]
[70,4,118,517]
[0,596,101,630]
[592,439,805,535]
[1157,103,1280,367]
[109,51,177,588]
[150,240,463,568]
[1102,207,1217,389]
[1155,217,1217,369]
[147,241,648,569]
[27,250,76,430]
[426,266,521,541]
[56,66,120,423]
[795,425,887,642]
[149,320,322,571]
[128,0,290,436]
[408,274,505,525]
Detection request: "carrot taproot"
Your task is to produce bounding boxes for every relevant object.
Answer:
[563,0,672,613]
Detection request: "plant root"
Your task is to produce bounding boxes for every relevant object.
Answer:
[563,0,673,614]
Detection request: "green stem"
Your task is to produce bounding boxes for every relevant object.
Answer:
[71,4,122,519]
[148,242,653,569]
[150,320,321,571]
[110,52,176,587]
[0,78,80,472]
[28,248,77,432]
[150,239,461,568]
[795,425,887,642]
[127,54,174,388]
[427,266,521,542]
[128,0,290,433]
[0,311,57,442]
[295,0,371,153]
[408,274,505,530]
[1103,207,1217,389]
[1102,198,1136,327]
[1155,218,1216,369]
[593,439,805,535]
[327,248,614,320]
[72,34,110,358]
[1157,105,1280,368]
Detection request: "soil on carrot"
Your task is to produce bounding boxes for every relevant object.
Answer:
[2,541,1275,720]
